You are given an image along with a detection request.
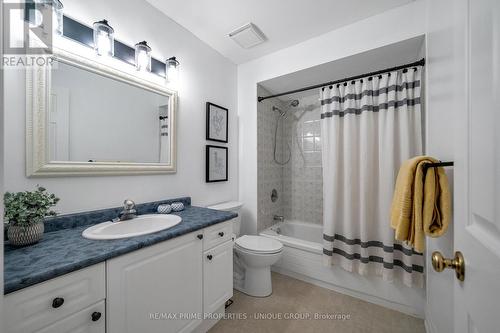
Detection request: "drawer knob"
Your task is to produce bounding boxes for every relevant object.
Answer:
[218,232,224,237]
[197,234,203,240]
[207,254,213,260]
[91,311,102,322]
[52,297,64,308]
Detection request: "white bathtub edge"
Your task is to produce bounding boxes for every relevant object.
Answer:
[259,231,322,254]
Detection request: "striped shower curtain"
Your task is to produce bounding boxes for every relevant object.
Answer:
[320,67,424,288]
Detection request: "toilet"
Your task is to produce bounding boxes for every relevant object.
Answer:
[207,201,283,297]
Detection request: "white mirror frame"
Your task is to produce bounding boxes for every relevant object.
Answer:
[26,48,177,177]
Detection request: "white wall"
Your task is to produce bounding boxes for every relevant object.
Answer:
[238,0,426,316]
[4,0,238,214]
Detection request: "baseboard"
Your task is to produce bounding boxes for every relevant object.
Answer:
[272,266,423,319]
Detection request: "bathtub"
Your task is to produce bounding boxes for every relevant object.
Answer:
[260,220,425,318]
[260,220,323,254]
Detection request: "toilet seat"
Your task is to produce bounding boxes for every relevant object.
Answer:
[235,235,283,254]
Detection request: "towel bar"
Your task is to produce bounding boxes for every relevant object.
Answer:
[423,161,454,175]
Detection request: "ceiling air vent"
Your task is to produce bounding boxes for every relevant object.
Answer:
[228,23,266,49]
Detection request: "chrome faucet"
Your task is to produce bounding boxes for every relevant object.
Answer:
[118,199,137,221]
[273,215,284,222]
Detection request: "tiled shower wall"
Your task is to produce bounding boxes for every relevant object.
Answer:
[257,87,323,232]
[257,85,286,232]
[283,93,323,225]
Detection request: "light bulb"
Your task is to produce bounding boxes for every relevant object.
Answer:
[137,50,149,71]
[134,41,152,72]
[167,65,178,83]
[166,56,180,84]
[96,31,111,56]
[93,19,114,56]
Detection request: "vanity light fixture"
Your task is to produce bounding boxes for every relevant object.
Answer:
[93,19,114,56]
[135,41,152,72]
[166,56,180,84]
[52,0,64,36]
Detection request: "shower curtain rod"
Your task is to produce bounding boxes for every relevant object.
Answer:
[257,58,425,102]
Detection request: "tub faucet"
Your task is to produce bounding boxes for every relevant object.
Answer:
[273,215,284,222]
[118,199,137,221]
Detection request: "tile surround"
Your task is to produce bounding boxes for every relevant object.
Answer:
[257,86,286,231]
[257,88,323,231]
[283,94,323,225]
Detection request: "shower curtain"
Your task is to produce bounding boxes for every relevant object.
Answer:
[320,67,424,288]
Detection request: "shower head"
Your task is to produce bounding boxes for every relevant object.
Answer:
[272,106,287,117]
[290,99,299,107]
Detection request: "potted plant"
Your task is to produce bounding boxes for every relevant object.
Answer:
[4,186,59,246]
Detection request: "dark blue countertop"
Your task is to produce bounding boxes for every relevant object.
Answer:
[4,199,237,294]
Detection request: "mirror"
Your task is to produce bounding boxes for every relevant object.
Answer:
[50,62,171,164]
[26,48,177,176]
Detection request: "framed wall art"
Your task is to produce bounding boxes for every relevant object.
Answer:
[206,102,228,143]
[206,145,228,182]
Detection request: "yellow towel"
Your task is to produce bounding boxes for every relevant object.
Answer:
[390,156,451,253]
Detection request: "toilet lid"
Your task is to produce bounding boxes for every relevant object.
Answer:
[235,235,283,254]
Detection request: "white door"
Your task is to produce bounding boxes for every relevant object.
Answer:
[106,233,203,333]
[203,240,233,314]
[451,0,500,332]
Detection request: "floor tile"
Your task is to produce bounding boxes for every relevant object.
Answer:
[209,272,425,333]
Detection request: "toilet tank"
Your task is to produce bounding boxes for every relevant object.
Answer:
[207,201,244,237]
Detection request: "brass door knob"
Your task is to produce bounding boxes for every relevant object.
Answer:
[431,251,465,281]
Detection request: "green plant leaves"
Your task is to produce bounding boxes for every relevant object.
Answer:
[4,185,59,227]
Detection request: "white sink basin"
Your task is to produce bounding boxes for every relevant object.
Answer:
[82,214,182,240]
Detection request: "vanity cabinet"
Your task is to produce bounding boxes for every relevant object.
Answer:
[4,220,234,333]
[106,232,204,333]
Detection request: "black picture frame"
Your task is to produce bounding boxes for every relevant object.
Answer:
[206,102,228,143]
[206,145,228,182]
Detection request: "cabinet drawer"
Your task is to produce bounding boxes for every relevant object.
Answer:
[35,301,105,333]
[203,220,233,250]
[5,263,105,333]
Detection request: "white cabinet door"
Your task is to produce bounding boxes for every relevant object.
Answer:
[107,232,203,333]
[35,301,105,333]
[203,240,233,314]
